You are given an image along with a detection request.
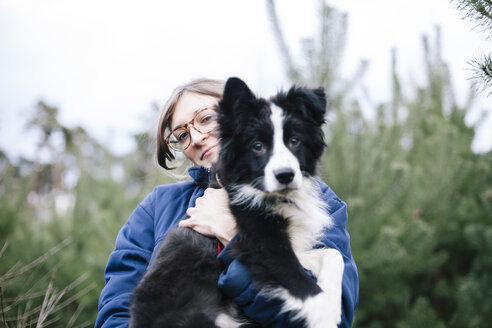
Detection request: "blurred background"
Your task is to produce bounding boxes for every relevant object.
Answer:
[1,0,491,327]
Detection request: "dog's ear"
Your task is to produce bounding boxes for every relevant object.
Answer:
[291,86,327,125]
[219,77,255,116]
[311,87,327,115]
[272,86,327,126]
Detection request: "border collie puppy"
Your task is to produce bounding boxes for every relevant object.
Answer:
[130,77,344,328]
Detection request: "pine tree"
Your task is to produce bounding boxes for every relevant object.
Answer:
[450,0,492,94]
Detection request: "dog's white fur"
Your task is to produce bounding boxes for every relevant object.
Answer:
[264,105,303,192]
[215,312,245,328]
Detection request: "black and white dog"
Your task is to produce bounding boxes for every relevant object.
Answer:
[130,78,344,328]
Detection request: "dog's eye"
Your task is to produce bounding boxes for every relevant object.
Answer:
[288,137,300,148]
[252,141,265,154]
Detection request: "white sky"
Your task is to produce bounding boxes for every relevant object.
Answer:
[0,0,491,160]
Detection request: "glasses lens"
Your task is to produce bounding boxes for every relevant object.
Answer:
[193,108,217,134]
[168,127,190,151]
[166,107,218,152]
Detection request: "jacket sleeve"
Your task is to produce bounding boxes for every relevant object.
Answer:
[217,180,359,327]
[95,193,156,328]
[317,181,359,327]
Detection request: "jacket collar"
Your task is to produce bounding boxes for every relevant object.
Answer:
[188,166,211,188]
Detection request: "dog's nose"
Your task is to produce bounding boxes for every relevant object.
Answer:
[274,168,295,185]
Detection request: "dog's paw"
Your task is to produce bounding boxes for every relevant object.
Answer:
[303,291,342,328]
[261,280,342,328]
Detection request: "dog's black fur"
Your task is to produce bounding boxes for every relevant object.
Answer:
[130,77,332,328]
[131,226,239,328]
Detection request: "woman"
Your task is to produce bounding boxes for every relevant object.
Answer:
[95,78,359,328]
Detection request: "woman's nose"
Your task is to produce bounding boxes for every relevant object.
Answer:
[189,126,207,145]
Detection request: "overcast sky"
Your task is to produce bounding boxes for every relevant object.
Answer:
[1,0,491,160]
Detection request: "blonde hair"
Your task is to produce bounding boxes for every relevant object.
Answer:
[156,78,225,170]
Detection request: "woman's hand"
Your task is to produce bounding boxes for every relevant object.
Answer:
[179,188,237,246]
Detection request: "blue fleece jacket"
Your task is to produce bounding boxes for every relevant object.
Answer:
[95,166,358,327]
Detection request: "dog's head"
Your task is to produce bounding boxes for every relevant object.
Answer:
[215,77,326,194]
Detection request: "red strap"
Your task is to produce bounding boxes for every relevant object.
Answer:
[217,242,225,269]
[217,241,224,255]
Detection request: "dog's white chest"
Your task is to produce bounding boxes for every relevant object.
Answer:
[274,179,333,254]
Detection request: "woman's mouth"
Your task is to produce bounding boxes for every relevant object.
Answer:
[200,145,217,160]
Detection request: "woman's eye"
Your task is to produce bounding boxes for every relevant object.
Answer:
[200,115,213,124]
[289,136,300,147]
[177,131,189,142]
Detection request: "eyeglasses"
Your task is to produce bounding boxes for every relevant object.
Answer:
[165,106,218,152]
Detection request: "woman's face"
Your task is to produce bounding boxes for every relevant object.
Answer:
[170,92,221,168]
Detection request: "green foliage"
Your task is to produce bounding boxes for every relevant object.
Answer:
[0,239,92,328]
[450,0,492,33]
[327,30,492,328]
[0,102,172,326]
[450,0,492,94]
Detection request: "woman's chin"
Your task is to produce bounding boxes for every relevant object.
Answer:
[201,153,219,168]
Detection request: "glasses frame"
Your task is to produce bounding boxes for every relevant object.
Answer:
[165,105,217,152]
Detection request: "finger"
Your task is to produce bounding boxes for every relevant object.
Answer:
[186,207,194,217]
[195,196,204,205]
[179,218,193,228]
[214,188,226,198]
[204,187,220,197]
